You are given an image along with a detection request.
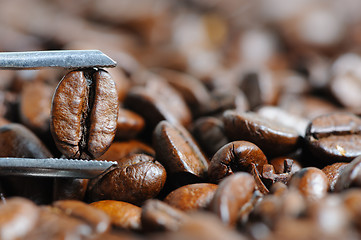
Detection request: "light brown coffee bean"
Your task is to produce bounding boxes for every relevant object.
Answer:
[51,69,119,159]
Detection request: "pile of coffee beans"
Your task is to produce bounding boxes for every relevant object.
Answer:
[2,0,361,239]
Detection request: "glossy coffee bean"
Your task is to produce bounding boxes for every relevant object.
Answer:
[153,120,209,185]
[322,162,348,191]
[54,200,110,234]
[305,112,361,164]
[210,172,255,225]
[191,117,228,157]
[53,178,88,201]
[164,183,218,212]
[51,69,119,159]
[342,189,361,229]
[0,124,53,204]
[90,200,141,231]
[256,106,309,137]
[289,167,328,201]
[124,77,191,130]
[115,108,144,140]
[152,68,212,117]
[141,199,189,232]
[19,81,53,134]
[89,154,166,205]
[0,198,39,240]
[208,141,267,183]
[334,156,361,192]
[98,140,155,162]
[0,123,52,158]
[223,110,299,157]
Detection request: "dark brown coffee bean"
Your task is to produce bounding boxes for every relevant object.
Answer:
[153,120,209,185]
[210,172,255,225]
[191,117,228,157]
[51,69,119,159]
[164,183,217,212]
[223,111,299,157]
[89,154,166,205]
[53,178,88,201]
[0,123,52,158]
[54,200,110,234]
[124,77,191,130]
[208,141,267,183]
[322,162,348,191]
[90,200,141,231]
[0,197,39,240]
[289,167,328,201]
[141,199,189,232]
[334,156,361,192]
[115,108,144,140]
[305,112,361,164]
[0,124,53,204]
[98,140,155,161]
[19,81,53,134]
[152,68,213,117]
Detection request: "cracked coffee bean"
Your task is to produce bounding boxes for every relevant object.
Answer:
[51,69,119,159]
[305,112,361,165]
[208,141,267,183]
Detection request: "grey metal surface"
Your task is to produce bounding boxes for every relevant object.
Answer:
[0,158,117,178]
[0,50,117,69]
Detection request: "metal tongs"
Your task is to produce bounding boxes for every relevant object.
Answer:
[0,50,118,178]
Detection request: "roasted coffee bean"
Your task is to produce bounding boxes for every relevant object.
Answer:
[141,199,189,232]
[0,198,39,240]
[19,81,53,134]
[115,108,144,140]
[322,162,348,191]
[53,178,88,201]
[208,141,267,183]
[89,154,166,205]
[191,117,228,158]
[0,123,53,204]
[334,156,361,192]
[0,123,52,158]
[256,105,309,137]
[124,76,191,130]
[164,183,218,212]
[90,200,141,231]
[152,68,212,117]
[210,172,255,226]
[53,200,110,234]
[98,140,155,161]
[223,111,300,157]
[305,112,361,164]
[51,69,119,159]
[289,167,328,201]
[153,120,209,186]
